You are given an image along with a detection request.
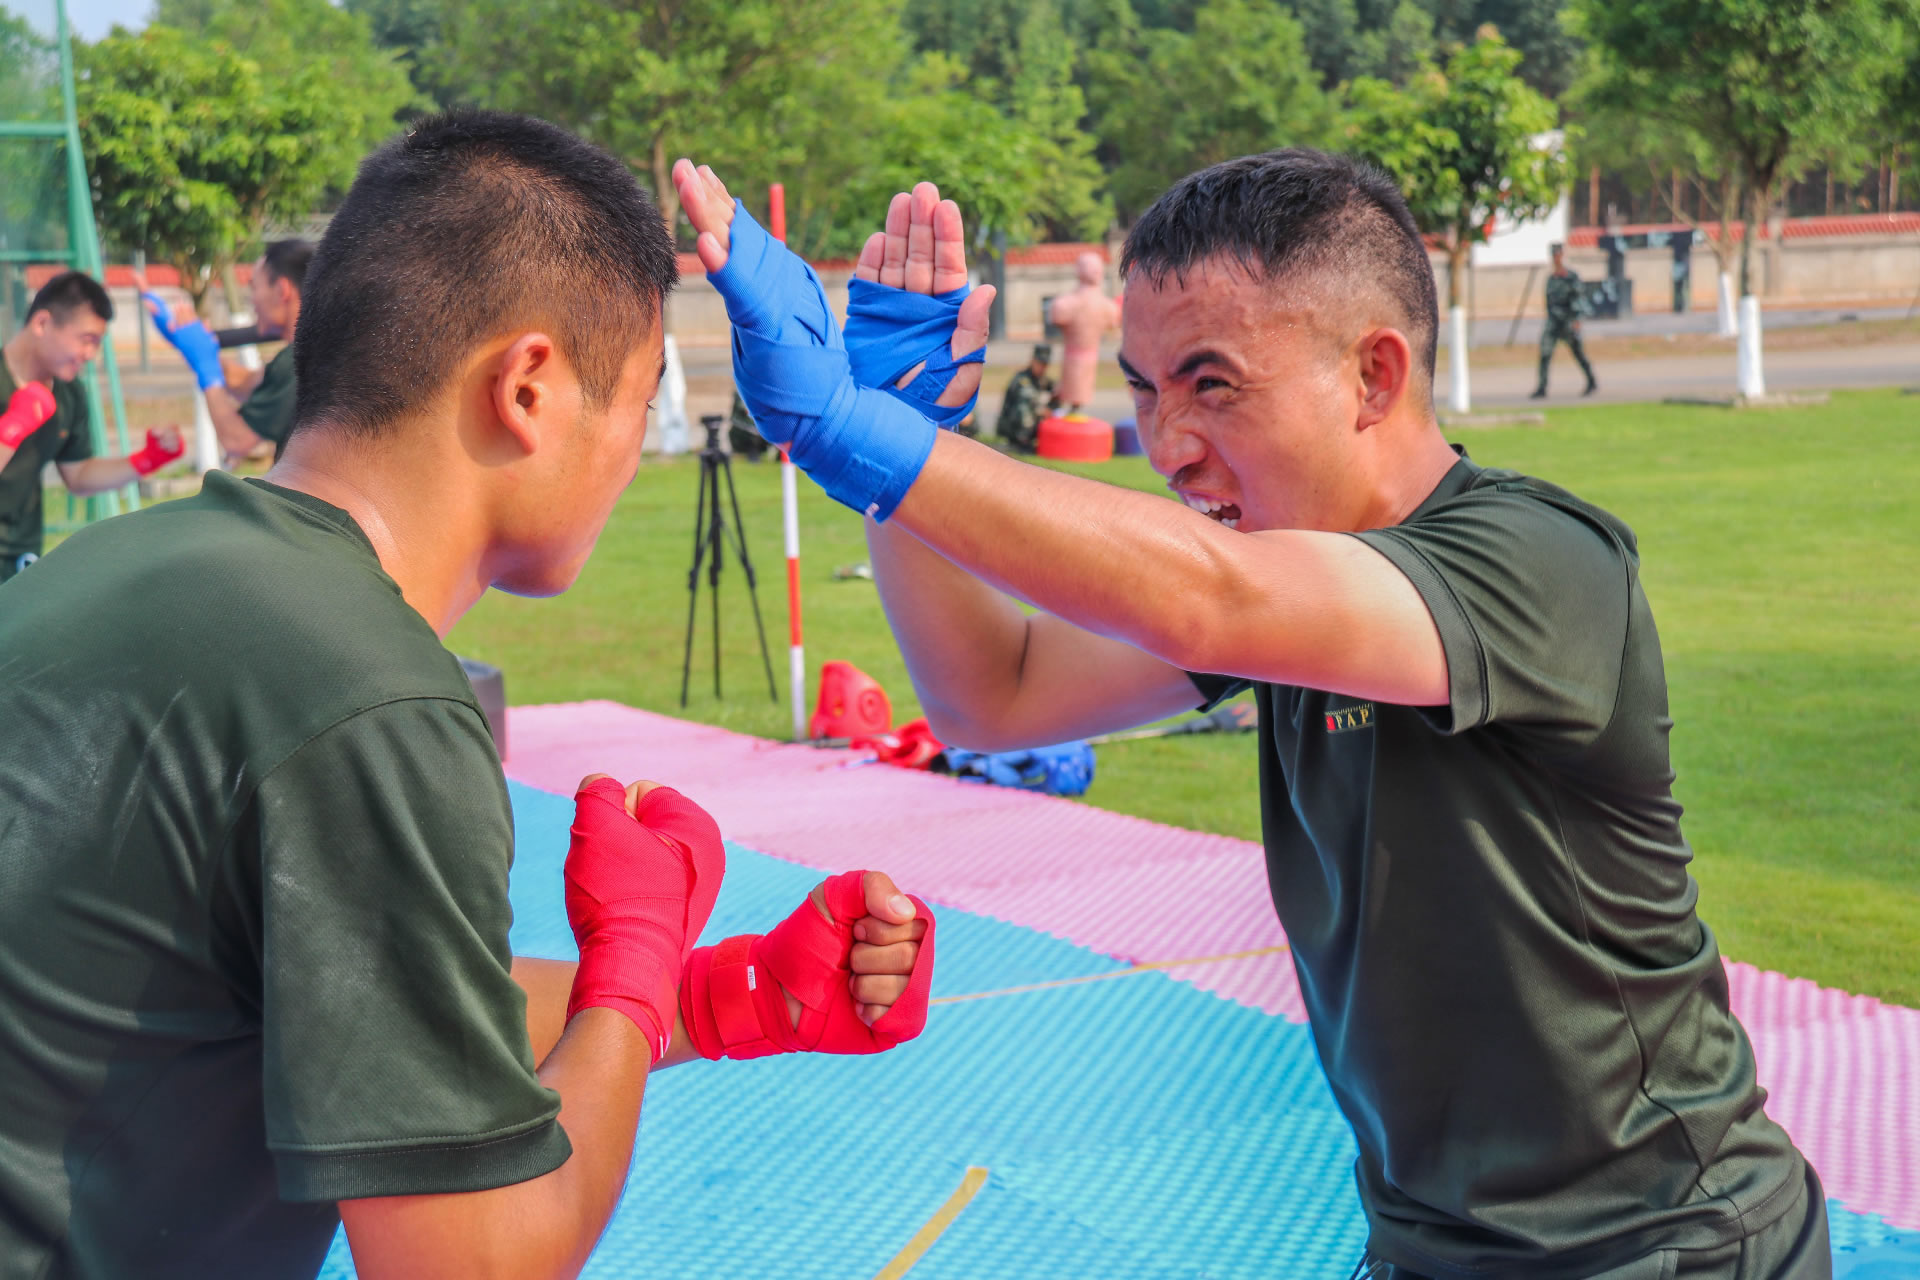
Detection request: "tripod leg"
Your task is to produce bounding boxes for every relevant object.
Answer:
[709,463,724,699]
[680,452,712,707]
[718,450,779,702]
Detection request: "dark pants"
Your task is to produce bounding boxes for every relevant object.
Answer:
[1366,1163,1832,1280]
[1537,321,1596,392]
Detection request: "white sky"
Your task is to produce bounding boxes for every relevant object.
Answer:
[63,0,152,40]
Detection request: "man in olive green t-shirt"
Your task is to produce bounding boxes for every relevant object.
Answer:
[0,271,183,581]
[139,238,307,462]
[0,113,933,1280]
[717,149,1827,1277]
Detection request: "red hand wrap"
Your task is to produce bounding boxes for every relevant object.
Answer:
[0,382,56,450]
[679,869,936,1061]
[563,779,725,1063]
[127,429,184,476]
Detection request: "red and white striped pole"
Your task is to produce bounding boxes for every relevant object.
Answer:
[769,182,808,742]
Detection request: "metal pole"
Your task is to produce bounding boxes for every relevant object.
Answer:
[56,0,136,515]
[134,249,149,372]
[770,181,807,742]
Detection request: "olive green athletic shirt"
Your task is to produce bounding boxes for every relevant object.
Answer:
[1190,456,1804,1279]
[0,363,91,572]
[239,345,298,455]
[0,472,568,1279]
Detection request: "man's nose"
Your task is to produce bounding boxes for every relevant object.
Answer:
[1143,403,1206,478]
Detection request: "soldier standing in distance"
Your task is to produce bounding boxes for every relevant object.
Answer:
[1532,242,1598,399]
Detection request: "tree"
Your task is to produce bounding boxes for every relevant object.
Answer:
[430,0,903,241]
[1346,31,1568,313]
[155,0,419,195]
[1086,0,1335,218]
[1571,0,1905,297]
[75,26,339,306]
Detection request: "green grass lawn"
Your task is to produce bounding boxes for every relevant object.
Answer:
[446,389,1918,1005]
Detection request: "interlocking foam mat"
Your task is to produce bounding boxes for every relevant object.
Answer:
[318,702,1920,1277]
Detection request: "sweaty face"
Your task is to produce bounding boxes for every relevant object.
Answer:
[1119,260,1366,534]
[34,311,106,382]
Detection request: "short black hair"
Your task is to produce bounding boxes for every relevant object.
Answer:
[27,271,113,326]
[293,110,678,438]
[1121,149,1438,380]
[259,239,315,293]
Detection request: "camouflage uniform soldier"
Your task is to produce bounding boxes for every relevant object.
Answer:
[996,344,1059,453]
[1532,244,1597,399]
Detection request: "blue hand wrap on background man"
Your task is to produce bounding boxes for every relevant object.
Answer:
[141,290,225,390]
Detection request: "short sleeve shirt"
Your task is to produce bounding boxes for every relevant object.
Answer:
[0,363,93,566]
[238,344,298,454]
[1189,456,1803,1276]
[0,474,568,1278]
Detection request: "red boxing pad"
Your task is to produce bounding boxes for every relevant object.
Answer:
[564,778,726,1062]
[0,381,56,450]
[680,869,936,1061]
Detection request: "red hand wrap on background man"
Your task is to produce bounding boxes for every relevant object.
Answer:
[564,778,726,1063]
[126,430,185,476]
[0,381,55,450]
[680,869,936,1061]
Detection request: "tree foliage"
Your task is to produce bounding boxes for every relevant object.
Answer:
[1571,0,1906,292]
[154,0,418,196]
[75,26,340,304]
[1346,31,1568,306]
[1087,0,1335,218]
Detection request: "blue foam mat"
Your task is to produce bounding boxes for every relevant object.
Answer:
[314,782,1920,1278]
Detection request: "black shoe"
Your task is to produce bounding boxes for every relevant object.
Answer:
[1582,380,1598,397]
[1529,387,1547,400]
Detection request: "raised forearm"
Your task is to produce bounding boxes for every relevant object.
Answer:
[204,386,264,458]
[866,519,1035,743]
[890,433,1446,704]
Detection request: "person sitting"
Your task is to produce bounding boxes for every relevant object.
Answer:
[994,343,1058,453]
[0,270,182,584]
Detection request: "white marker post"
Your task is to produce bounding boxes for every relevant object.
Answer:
[769,182,807,741]
[1448,305,1471,414]
[1736,295,1765,399]
[1717,271,1739,337]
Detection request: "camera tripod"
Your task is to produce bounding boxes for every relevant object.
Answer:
[679,415,778,707]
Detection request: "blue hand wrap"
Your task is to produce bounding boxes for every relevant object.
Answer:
[844,278,983,429]
[709,204,935,520]
[142,292,223,389]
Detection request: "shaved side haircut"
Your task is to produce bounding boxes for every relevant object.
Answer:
[1121,149,1439,380]
[27,271,113,326]
[293,110,678,439]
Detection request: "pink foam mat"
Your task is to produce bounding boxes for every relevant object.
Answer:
[504,701,1917,1230]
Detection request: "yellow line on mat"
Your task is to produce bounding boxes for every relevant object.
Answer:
[929,943,1291,1006]
[872,1165,991,1280]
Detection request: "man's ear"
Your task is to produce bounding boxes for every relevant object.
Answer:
[1355,326,1414,431]
[490,332,563,458]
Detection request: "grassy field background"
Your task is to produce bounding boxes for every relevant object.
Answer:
[439,390,1918,1004]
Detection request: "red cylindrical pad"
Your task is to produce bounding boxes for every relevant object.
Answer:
[564,779,726,1062]
[680,869,936,1061]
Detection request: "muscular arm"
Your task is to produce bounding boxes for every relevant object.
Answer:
[867,519,1204,750]
[56,457,140,495]
[338,1007,650,1280]
[204,384,266,459]
[886,432,1449,710]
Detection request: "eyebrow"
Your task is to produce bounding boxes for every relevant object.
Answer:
[1115,352,1143,382]
[657,356,669,382]
[1173,349,1237,379]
